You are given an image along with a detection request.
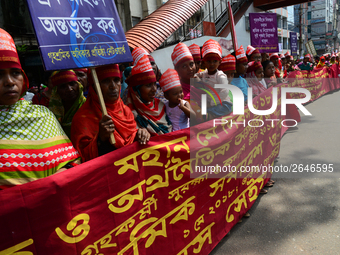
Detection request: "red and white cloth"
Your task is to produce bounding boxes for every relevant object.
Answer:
[159,69,181,92]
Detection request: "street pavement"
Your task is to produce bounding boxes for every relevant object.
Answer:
[210,90,340,255]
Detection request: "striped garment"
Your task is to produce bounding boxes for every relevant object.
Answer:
[126,86,172,136]
[0,100,80,189]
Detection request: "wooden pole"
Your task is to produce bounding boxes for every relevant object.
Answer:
[90,68,116,145]
[228,2,238,52]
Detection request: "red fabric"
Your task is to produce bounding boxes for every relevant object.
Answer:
[235,46,247,63]
[219,54,236,71]
[32,88,50,107]
[0,29,29,93]
[246,61,262,73]
[132,47,150,65]
[74,68,88,73]
[0,86,306,254]
[96,64,121,80]
[171,43,193,67]
[202,53,221,62]
[159,69,181,92]
[188,44,201,62]
[275,67,281,78]
[50,70,78,87]
[128,55,156,87]
[202,39,222,59]
[71,86,137,162]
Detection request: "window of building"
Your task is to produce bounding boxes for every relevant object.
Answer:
[308,2,311,6]
[283,37,288,49]
[283,18,287,29]
[307,11,311,20]
[132,17,141,27]
[277,16,282,28]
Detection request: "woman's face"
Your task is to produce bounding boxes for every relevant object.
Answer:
[57,81,79,103]
[281,58,286,66]
[264,62,275,78]
[0,68,24,105]
[75,70,88,90]
[261,53,269,62]
[100,76,121,103]
[255,67,264,80]
[271,58,279,67]
[175,60,196,82]
[236,62,248,75]
[250,53,262,62]
[139,82,157,103]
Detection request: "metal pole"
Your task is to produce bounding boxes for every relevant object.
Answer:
[299,4,302,57]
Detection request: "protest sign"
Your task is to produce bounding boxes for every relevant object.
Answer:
[290,32,298,56]
[26,0,132,71]
[249,13,278,53]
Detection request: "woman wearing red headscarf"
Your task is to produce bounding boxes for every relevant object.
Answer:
[245,61,267,97]
[126,55,172,136]
[0,28,80,189]
[71,64,150,162]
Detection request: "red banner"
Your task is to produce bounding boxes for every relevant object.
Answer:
[0,86,303,255]
[287,65,340,102]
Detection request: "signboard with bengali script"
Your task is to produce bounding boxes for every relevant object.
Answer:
[26,0,132,71]
[249,13,278,53]
[290,32,298,56]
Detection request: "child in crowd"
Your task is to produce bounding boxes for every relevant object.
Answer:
[188,44,202,74]
[195,39,232,118]
[159,69,195,131]
[246,45,262,62]
[262,60,276,88]
[231,45,249,103]
[219,54,236,84]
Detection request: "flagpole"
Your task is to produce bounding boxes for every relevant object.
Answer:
[90,68,116,145]
[228,2,238,52]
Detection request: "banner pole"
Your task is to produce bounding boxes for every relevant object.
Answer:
[90,68,116,145]
[228,2,238,52]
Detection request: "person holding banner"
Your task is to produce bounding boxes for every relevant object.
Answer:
[48,70,86,137]
[0,28,80,189]
[126,55,172,136]
[71,64,150,162]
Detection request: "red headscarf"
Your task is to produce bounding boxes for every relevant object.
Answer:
[71,64,138,162]
[0,28,29,95]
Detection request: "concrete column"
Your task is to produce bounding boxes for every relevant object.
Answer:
[141,0,149,19]
[114,0,132,32]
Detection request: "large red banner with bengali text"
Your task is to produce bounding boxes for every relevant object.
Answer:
[287,65,340,101]
[0,67,338,254]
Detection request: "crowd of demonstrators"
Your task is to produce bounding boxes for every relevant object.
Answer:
[2,21,340,191]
